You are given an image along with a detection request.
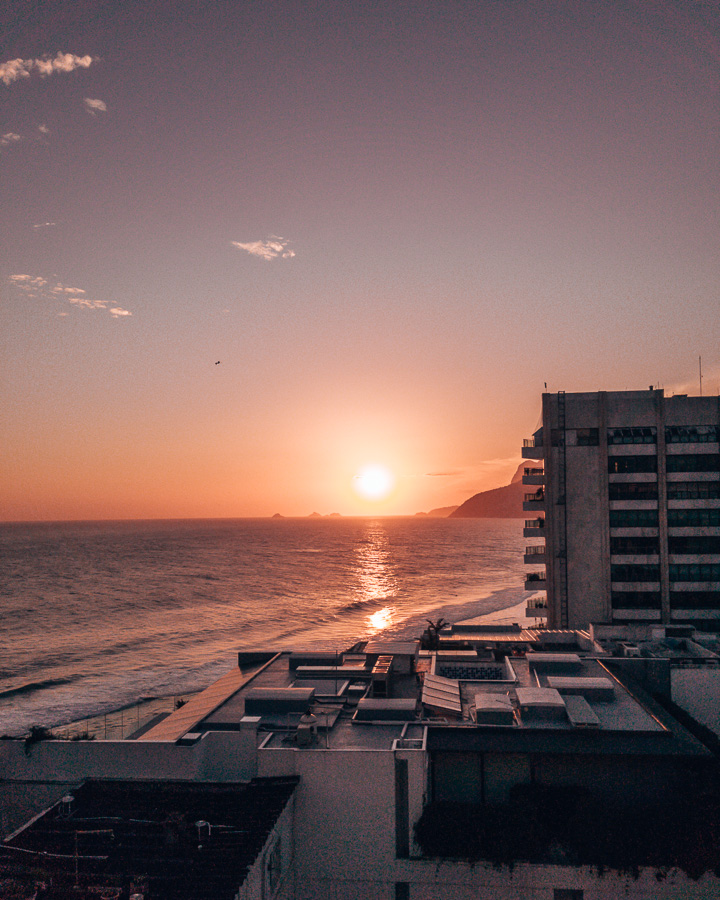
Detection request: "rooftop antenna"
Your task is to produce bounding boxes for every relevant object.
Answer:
[699,356,703,396]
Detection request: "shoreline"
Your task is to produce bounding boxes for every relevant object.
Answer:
[51,594,541,740]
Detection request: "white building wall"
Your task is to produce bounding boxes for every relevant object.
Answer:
[259,747,399,886]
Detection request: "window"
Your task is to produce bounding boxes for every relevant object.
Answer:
[611,564,660,582]
[609,482,658,500]
[265,837,283,897]
[608,427,656,444]
[671,591,720,609]
[670,564,720,582]
[611,536,659,555]
[612,591,661,609]
[669,536,720,555]
[668,508,720,527]
[666,454,720,473]
[608,455,657,474]
[609,509,658,527]
[667,482,720,500]
[666,425,719,443]
[575,428,599,446]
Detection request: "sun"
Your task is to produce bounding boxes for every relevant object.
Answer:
[353,465,395,501]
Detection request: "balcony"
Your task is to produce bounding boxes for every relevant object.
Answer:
[523,490,545,512]
[522,467,544,486]
[526,597,548,617]
[525,571,547,590]
[522,438,544,459]
[524,545,546,564]
[524,518,545,537]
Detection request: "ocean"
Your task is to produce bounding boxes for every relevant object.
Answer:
[0,517,529,737]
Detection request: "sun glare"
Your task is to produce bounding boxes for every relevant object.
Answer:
[353,465,395,501]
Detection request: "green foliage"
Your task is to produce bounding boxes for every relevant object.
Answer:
[414,783,720,879]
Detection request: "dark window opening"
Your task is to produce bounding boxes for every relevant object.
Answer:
[611,564,660,582]
[669,536,720,555]
[609,509,659,527]
[668,508,720,527]
[575,428,599,446]
[612,591,661,609]
[670,564,720,582]
[608,427,656,445]
[671,591,720,610]
[666,454,720,473]
[611,536,659,555]
[667,482,720,500]
[608,455,657,474]
[666,426,719,443]
[609,483,658,501]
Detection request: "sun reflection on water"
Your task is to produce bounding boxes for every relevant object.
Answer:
[353,520,398,635]
[367,606,395,632]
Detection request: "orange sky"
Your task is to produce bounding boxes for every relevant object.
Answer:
[2,1,719,520]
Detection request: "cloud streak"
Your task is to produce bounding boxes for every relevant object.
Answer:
[232,236,296,261]
[0,132,22,148]
[84,98,107,115]
[1,52,94,86]
[9,274,132,319]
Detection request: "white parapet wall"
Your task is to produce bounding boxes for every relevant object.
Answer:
[0,725,262,837]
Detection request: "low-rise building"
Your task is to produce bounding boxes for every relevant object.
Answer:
[3,636,720,899]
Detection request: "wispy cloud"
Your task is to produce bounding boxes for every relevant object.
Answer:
[1,52,94,86]
[425,471,462,477]
[0,131,22,148]
[9,274,131,319]
[32,221,56,229]
[84,97,107,115]
[231,235,296,261]
[38,124,50,134]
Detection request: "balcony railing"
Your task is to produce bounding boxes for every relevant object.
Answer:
[524,491,544,502]
[525,519,544,529]
[524,468,544,477]
[525,572,546,582]
[525,545,546,556]
[523,438,540,448]
[527,597,548,609]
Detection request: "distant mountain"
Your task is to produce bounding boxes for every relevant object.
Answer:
[415,505,459,518]
[449,463,526,519]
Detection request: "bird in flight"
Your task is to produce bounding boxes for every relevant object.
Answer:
[215,361,221,365]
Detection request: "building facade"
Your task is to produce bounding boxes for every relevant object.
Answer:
[522,389,720,630]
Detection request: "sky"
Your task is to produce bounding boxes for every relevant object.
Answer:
[1,0,719,520]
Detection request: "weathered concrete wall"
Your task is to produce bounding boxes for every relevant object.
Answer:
[672,666,720,736]
[289,858,720,900]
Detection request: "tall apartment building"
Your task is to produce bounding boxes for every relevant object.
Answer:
[522,389,720,630]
